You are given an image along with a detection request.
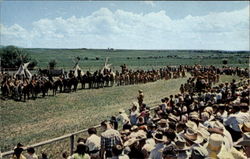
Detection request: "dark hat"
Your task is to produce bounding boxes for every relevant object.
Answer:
[153,132,168,142]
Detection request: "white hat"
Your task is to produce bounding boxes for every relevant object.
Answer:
[118,109,125,113]
[153,132,168,142]
[183,128,204,144]
[207,134,223,151]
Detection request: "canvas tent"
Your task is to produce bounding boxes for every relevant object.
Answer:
[73,63,84,77]
[101,57,112,74]
[14,62,32,79]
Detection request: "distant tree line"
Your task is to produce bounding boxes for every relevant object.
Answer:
[0,45,37,69]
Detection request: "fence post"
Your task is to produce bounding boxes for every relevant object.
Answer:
[70,135,74,155]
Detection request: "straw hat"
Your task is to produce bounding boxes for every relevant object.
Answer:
[204,107,213,115]
[207,133,223,152]
[157,119,168,125]
[239,122,250,132]
[168,113,178,122]
[124,138,138,147]
[183,128,204,144]
[119,109,125,113]
[175,135,189,151]
[185,120,197,130]
[120,129,130,135]
[189,112,200,120]
[153,132,168,142]
[131,125,138,131]
[197,127,210,139]
[191,146,208,158]
[234,132,250,146]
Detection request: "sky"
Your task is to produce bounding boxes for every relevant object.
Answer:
[0,1,249,50]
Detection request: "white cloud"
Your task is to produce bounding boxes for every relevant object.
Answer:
[0,5,249,50]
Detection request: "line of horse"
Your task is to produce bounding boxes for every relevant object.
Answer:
[0,66,187,102]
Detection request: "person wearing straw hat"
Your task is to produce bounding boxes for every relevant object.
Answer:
[190,145,208,159]
[157,119,168,132]
[117,109,130,126]
[175,135,191,159]
[182,128,204,146]
[239,122,250,133]
[205,133,234,159]
[149,132,168,159]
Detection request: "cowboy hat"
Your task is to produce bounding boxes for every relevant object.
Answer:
[185,120,197,130]
[189,112,200,120]
[131,125,138,131]
[124,138,138,147]
[206,133,223,152]
[191,145,208,159]
[175,135,189,151]
[118,109,125,113]
[168,113,178,122]
[183,128,204,144]
[157,119,168,124]
[153,132,168,142]
[239,122,250,133]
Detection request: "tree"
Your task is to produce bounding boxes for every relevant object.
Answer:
[49,59,57,70]
[0,45,33,68]
[28,59,38,69]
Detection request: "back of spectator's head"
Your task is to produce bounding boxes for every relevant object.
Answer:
[41,152,48,159]
[164,97,169,102]
[88,127,97,135]
[75,144,89,155]
[62,151,69,159]
[77,137,86,143]
[27,147,35,154]
[112,144,123,156]
[101,120,109,127]
[13,147,23,158]
[161,98,165,103]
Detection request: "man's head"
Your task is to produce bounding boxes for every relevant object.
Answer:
[27,147,35,155]
[88,127,97,135]
[101,120,110,130]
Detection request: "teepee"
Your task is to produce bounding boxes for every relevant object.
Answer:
[14,62,32,79]
[101,57,112,74]
[73,57,84,77]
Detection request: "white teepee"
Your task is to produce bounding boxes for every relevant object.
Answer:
[101,57,112,74]
[15,62,32,79]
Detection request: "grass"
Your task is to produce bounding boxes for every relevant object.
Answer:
[1,75,190,152]
[23,49,249,70]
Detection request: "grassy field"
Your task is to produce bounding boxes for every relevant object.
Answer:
[23,49,249,71]
[0,74,241,153]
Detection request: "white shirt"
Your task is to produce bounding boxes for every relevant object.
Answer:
[26,154,38,159]
[85,134,101,152]
[117,113,130,125]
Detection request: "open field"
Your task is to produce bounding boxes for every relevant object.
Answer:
[23,49,249,70]
[0,74,241,152]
